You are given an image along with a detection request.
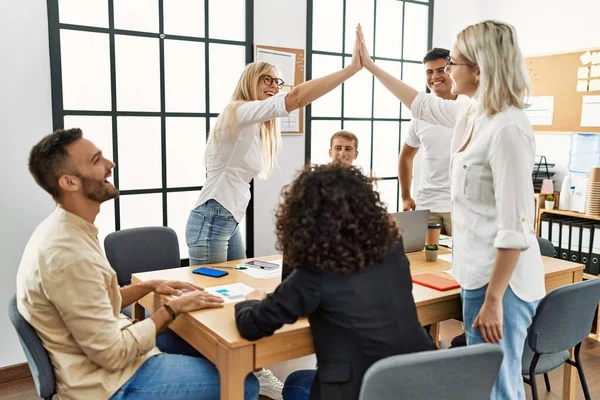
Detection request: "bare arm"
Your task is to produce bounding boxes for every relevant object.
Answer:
[120,282,155,309]
[285,29,362,112]
[473,249,520,344]
[399,144,419,211]
[357,24,417,109]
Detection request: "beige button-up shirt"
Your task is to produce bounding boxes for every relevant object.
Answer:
[16,207,160,399]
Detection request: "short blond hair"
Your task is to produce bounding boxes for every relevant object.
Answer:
[329,130,358,150]
[456,20,530,116]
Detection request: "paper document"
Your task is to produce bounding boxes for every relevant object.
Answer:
[439,234,453,249]
[577,80,589,92]
[438,254,453,264]
[591,65,600,78]
[590,79,600,92]
[204,283,255,303]
[578,66,590,79]
[592,51,600,65]
[581,51,592,65]
[581,95,600,127]
[524,96,554,125]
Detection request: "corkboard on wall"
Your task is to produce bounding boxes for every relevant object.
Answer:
[526,49,600,133]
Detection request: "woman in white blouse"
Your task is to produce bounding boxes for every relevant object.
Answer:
[358,22,544,399]
[187,30,363,270]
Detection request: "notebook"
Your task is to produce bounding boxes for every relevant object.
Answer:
[412,273,460,291]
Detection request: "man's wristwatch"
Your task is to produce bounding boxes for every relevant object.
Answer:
[163,303,177,321]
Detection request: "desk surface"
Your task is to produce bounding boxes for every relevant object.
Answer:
[132,250,584,350]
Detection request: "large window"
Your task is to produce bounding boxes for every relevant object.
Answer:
[306,0,433,212]
[47,0,254,258]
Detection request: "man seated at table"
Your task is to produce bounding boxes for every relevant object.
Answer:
[329,130,358,167]
[235,164,436,400]
[17,128,259,400]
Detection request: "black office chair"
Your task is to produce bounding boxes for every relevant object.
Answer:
[522,278,600,400]
[104,226,181,318]
[8,296,55,400]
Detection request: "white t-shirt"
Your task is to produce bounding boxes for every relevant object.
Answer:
[192,93,290,222]
[404,119,452,213]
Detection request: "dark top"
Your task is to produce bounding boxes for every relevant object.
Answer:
[235,239,436,400]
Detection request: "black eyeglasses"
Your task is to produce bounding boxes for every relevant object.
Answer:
[260,74,285,88]
[445,56,471,68]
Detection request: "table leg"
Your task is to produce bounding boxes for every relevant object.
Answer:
[132,302,145,321]
[218,343,254,400]
[562,347,576,400]
[429,322,440,347]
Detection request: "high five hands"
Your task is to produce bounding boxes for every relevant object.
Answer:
[349,24,375,73]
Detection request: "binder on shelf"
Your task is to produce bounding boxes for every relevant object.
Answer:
[590,225,600,275]
[560,220,572,261]
[540,217,552,242]
[551,219,562,258]
[569,222,582,263]
[581,223,595,272]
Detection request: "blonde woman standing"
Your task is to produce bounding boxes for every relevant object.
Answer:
[186,27,363,400]
[358,22,544,399]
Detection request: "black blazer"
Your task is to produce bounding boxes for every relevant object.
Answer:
[235,239,435,400]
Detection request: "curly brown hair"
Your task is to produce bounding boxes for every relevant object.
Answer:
[275,164,399,274]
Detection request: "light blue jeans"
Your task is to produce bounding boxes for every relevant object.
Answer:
[111,329,259,399]
[186,199,246,266]
[462,285,538,400]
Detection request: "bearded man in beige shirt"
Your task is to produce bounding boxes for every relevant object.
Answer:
[16,128,259,400]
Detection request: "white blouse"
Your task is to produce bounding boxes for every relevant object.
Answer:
[411,92,545,302]
[193,93,290,222]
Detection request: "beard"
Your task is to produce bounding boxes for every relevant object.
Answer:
[77,174,119,203]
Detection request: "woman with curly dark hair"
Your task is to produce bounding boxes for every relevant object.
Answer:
[235,164,435,400]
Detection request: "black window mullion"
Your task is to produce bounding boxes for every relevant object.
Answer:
[305,0,314,164]
[47,0,63,131]
[108,0,121,231]
[159,0,168,227]
[204,0,211,142]
[340,0,347,129]
[245,0,255,258]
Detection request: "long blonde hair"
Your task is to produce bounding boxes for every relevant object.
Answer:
[207,61,282,179]
[456,20,530,116]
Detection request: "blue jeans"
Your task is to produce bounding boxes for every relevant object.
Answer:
[186,199,246,266]
[282,370,317,400]
[111,329,259,400]
[462,285,538,400]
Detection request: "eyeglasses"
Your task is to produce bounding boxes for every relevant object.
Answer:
[445,56,471,68]
[260,74,285,89]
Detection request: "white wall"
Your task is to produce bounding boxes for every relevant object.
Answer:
[252,0,307,256]
[0,0,55,367]
[432,0,482,49]
[480,0,600,57]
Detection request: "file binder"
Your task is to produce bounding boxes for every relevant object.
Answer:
[581,224,595,272]
[540,217,551,242]
[590,225,600,275]
[569,222,582,263]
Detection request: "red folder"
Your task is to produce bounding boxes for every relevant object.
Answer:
[412,273,460,291]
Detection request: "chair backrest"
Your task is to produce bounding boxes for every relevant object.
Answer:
[537,237,555,257]
[8,296,55,399]
[359,344,503,400]
[527,278,600,354]
[104,226,181,286]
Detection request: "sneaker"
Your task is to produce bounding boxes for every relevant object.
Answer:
[255,368,283,400]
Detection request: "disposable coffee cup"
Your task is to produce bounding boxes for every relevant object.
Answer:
[426,223,442,246]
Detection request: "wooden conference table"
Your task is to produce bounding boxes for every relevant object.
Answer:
[131,249,584,400]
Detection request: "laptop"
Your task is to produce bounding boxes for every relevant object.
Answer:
[390,210,430,253]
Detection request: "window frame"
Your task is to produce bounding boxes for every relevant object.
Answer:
[46,0,256,260]
[305,0,435,212]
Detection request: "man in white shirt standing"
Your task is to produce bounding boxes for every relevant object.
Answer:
[399,48,457,235]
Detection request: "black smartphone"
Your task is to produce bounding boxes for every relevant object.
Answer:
[192,267,228,278]
[243,260,279,271]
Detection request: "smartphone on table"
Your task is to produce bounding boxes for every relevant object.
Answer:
[192,267,228,278]
[243,260,279,270]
